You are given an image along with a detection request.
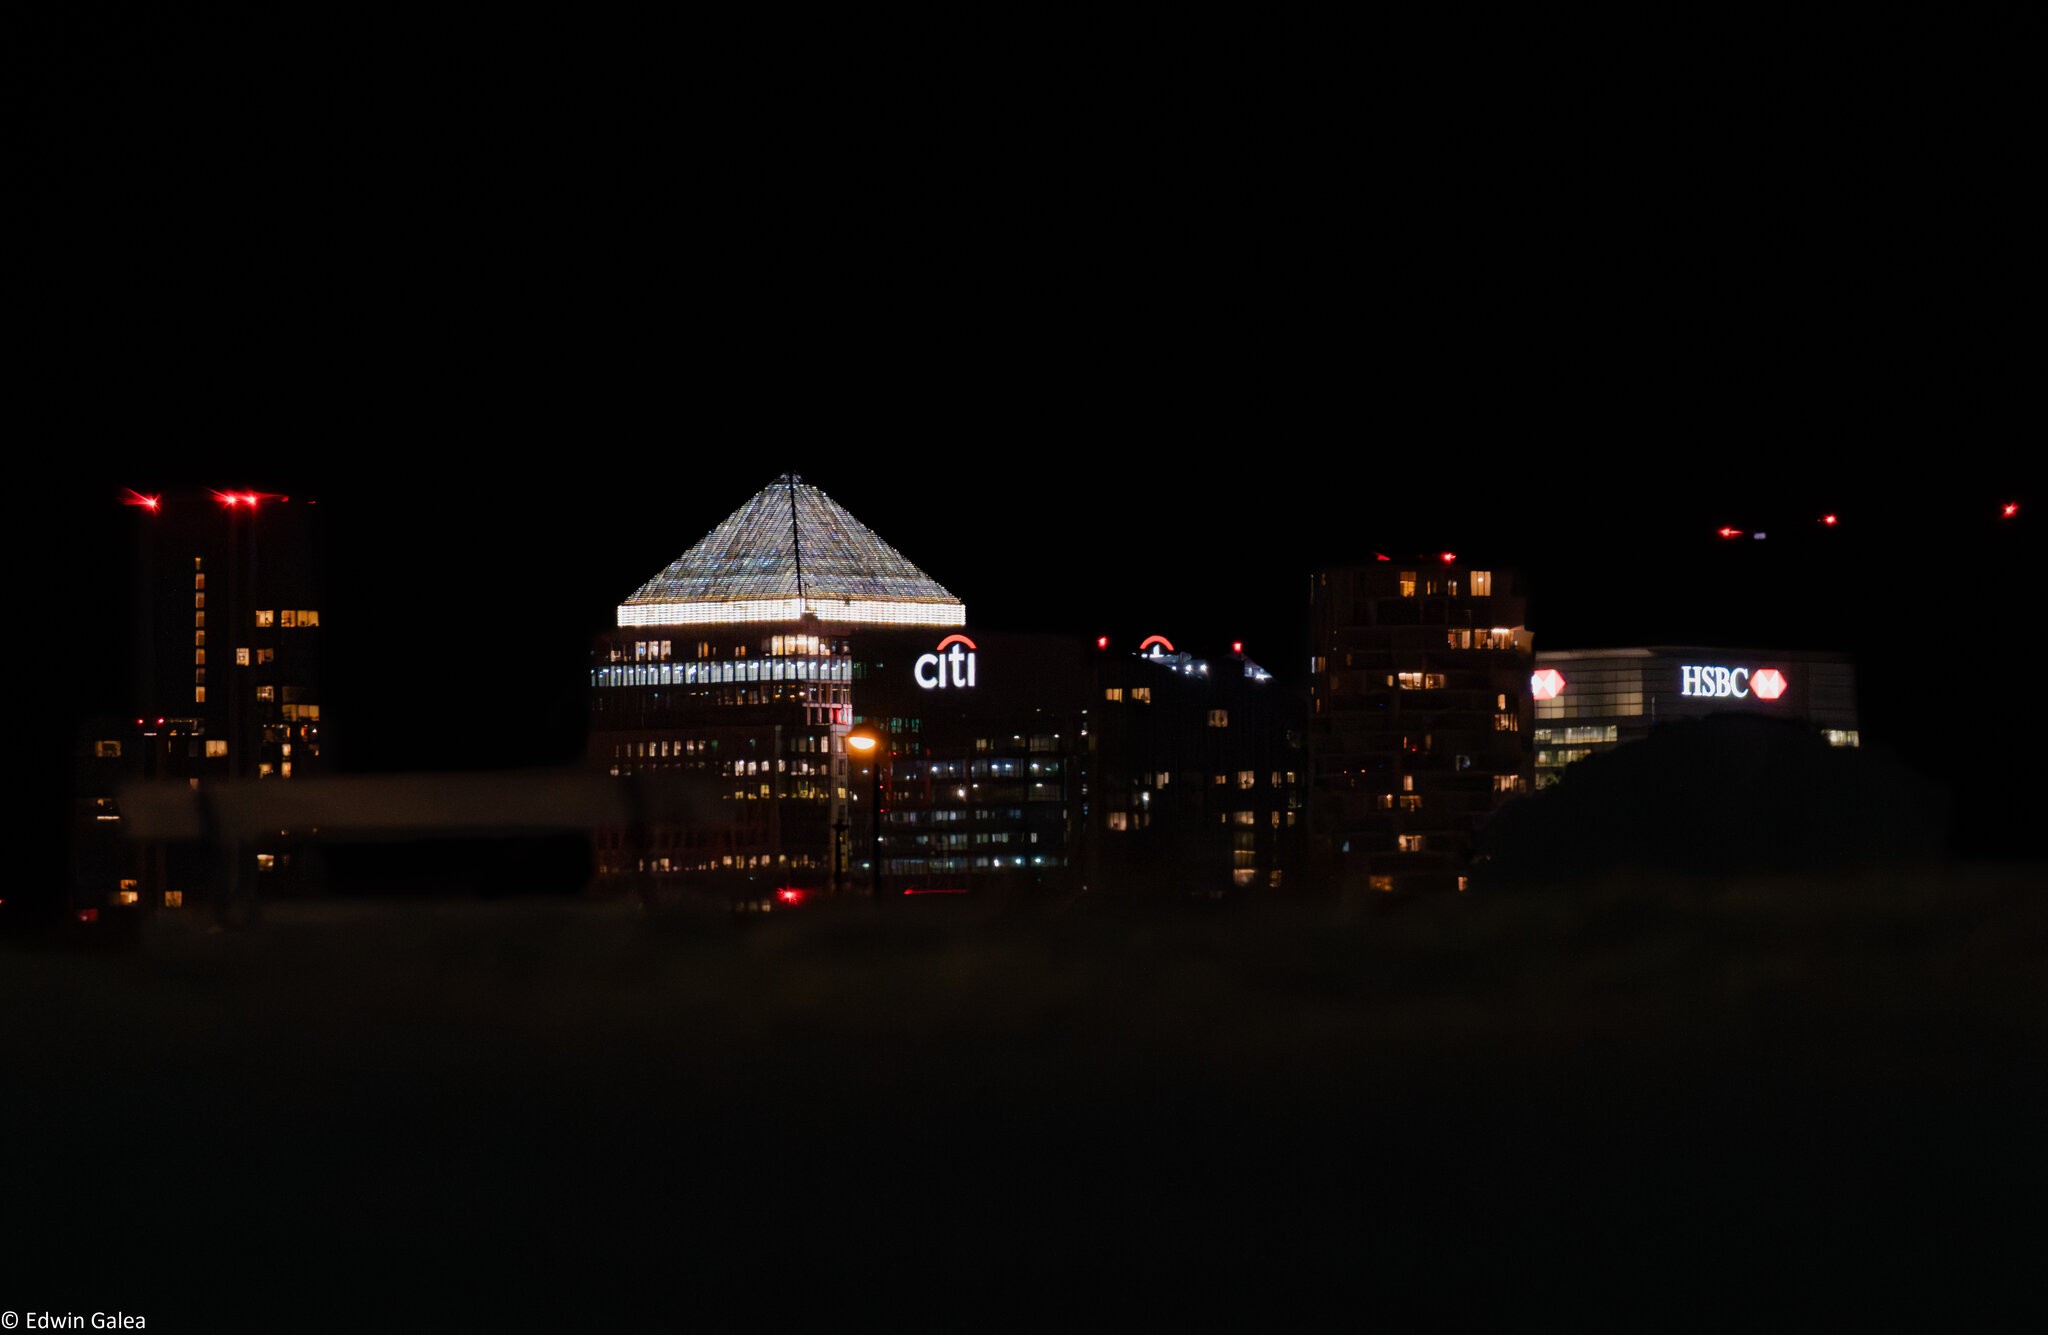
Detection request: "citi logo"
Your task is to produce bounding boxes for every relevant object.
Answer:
[914,634,978,690]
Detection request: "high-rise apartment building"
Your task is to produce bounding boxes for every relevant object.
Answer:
[1307,559,1533,893]
[74,489,328,917]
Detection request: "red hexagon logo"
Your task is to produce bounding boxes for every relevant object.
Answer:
[1530,668,1566,701]
[1750,668,1787,701]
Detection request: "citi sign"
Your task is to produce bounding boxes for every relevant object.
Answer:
[914,634,978,690]
[1679,664,1787,700]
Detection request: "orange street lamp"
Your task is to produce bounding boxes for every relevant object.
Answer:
[844,727,883,900]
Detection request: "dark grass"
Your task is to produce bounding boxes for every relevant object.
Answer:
[5,868,2044,1330]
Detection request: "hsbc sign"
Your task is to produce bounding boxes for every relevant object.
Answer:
[914,634,978,690]
[1680,664,1787,700]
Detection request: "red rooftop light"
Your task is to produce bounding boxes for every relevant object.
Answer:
[1231,641,1243,655]
[1717,526,1744,539]
[121,489,162,511]
[1821,514,1838,526]
[2003,502,2020,519]
[1440,551,1456,563]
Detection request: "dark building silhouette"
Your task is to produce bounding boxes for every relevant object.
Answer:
[1308,559,1534,893]
[74,489,329,918]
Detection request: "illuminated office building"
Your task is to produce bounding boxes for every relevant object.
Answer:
[1530,646,1860,787]
[588,474,964,901]
[1307,558,1534,894]
[589,475,1302,903]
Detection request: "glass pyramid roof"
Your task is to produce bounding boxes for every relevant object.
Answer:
[618,474,966,628]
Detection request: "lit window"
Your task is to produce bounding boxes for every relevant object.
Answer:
[205,740,227,757]
[255,610,274,627]
[194,649,206,666]
[1370,875,1394,892]
[1824,730,1861,748]
[112,889,141,906]
[258,648,274,664]
[1470,571,1492,596]
[1107,812,1128,831]
[194,593,205,609]
[1397,834,1425,852]
[94,740,122,758]
[1399,571,1417,597]
[1130,687,1151,704]
[256,685,275,702]
[193,573,206,590]
[163,891,184,908]
[280,610,296,628]
[1208,710,1229,727]
[1104,688,1123,702]
[1494,713,1519,732]
[1237,771,1255,789]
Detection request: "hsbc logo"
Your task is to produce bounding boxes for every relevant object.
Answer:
[915,634,978,690]
[1680,665,1787,700]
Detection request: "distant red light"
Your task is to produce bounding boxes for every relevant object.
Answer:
[121,489,162,511]
[1751,668,1788,701]
[1530,668,1566,701]
[1717,527,1744,539]
[1440,551,1456,564]
[76,909,98,924]
[1374,553,1391,561]
[1232,641,1243,654]
[774,888,808,906]
[2003,502,2020,519]
[1821,514,1838,526]
[1096,636,1109,650]
[902,887,968,896]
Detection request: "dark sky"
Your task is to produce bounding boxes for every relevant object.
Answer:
[20,11,2042,838]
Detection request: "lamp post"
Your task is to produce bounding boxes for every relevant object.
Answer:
[845,726,883,901]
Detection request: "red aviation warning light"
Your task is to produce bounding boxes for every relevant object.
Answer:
[1750,668,1788,700]
[1096,636,1109,650]
[121,489,162,512]
[1530,668,1566,701]
[2003,502,2020,519]
[1439,551,1456,564]
[1717,526,1744,539]
[1820,514,1838,527]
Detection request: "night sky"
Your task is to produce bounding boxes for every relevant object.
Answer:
[20,11,2041,841]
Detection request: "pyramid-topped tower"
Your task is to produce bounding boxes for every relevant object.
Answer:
[617,474,965,629]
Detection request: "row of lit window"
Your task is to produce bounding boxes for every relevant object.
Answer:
[1398,570,1493,598]
[593,659,854,687]
[1532,725,1620,745]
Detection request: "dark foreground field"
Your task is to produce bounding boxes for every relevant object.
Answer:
[6,867,2044,1330]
